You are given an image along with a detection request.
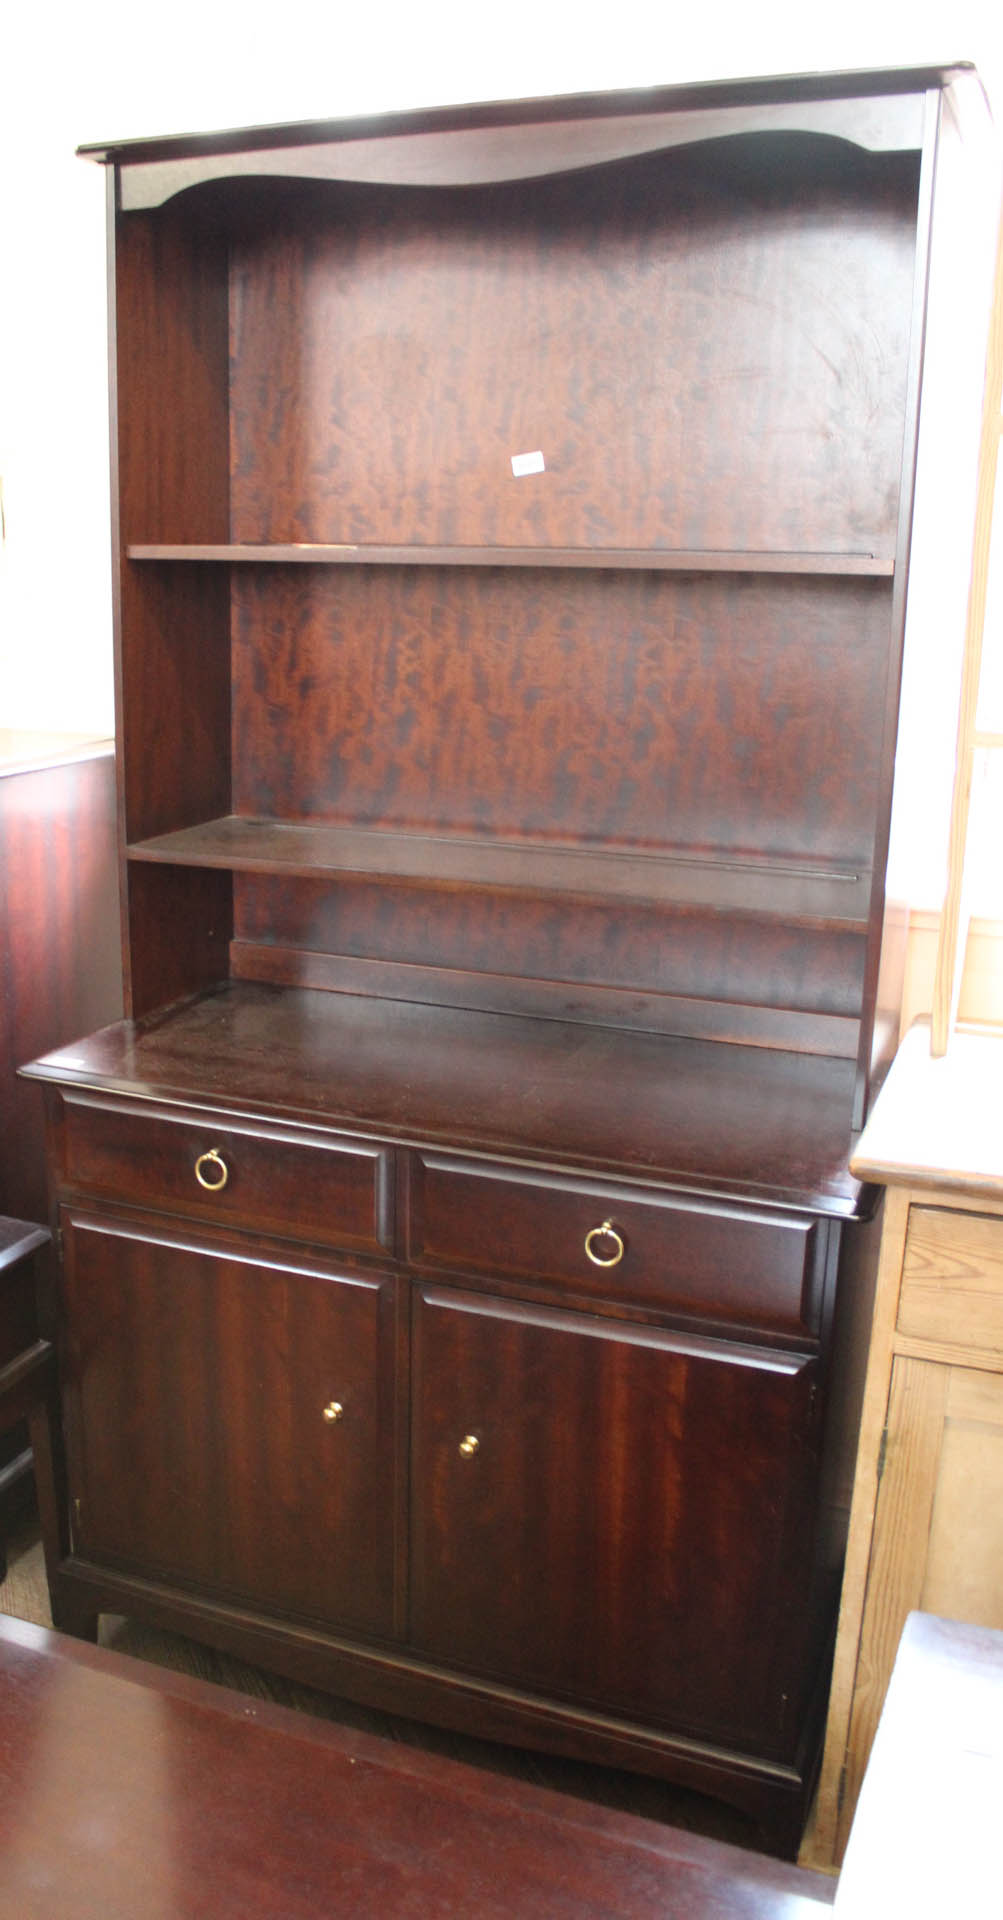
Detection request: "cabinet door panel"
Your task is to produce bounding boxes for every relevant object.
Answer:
[837,1353,1003,1854]
[62,1210,399,1638]
[411,1286,819,1751]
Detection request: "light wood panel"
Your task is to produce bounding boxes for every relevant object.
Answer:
[930,194,1003,1053]
[898,1205,1003,1348]
[805,1162,1003,1871]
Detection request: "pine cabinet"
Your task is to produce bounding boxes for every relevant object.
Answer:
[22,66,989,1853]
[808,1023,1003,1866]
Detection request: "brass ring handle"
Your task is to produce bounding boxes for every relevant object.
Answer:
[584,1220,625,1268]
[194,1148,229,1192]
[458,1434,480,1458]
[322,1401,344,1424]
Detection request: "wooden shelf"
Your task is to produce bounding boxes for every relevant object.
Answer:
[127,815,872,923]
[126,543,895,578]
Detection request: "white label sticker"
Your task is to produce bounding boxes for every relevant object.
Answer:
[511,450,545,477]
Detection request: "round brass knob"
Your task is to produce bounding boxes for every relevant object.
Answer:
[458,1434,480,1458]
[584,1219,625,1268]
[322,1401,344,1423]
[194,1148,229,1192]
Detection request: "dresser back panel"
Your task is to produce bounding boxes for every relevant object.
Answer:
[224,141,920,554]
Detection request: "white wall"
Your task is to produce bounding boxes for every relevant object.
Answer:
[1,0,1001,894]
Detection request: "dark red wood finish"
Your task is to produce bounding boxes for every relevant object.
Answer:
[20,68,954,1856]
[25,984,865,1216]
[59,1091,394,1254]
[61,1211,402,1638]
[225,147,917,556]
[0,745,121,1549]
[110,192,232,1016]
[410,1285,821,1749]
[228,569,894,859]
[0,747,121,1225]
[408,1153,830,1341]
[0,1615,836,1918]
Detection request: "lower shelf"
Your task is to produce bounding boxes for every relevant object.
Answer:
[125,815,872,924]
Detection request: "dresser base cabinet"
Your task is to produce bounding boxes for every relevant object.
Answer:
[30,989,863,1856]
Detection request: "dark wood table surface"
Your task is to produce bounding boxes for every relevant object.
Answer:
[0,1615,835,1917]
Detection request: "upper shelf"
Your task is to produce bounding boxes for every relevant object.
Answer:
[127,544,895,578]
[126,816,872,925]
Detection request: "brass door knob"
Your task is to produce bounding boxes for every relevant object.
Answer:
[584,1219,625,1268]
[458,1434,480,1458]
[194,1148,229,1192]
[322,1401,344,1423]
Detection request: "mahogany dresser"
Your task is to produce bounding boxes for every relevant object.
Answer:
[22,65,988,1853]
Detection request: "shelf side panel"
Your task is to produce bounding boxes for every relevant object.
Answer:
[125,864,233,1020]
[112,199,233,1014]
[114,203,230,547]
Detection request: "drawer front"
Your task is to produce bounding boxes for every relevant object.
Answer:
[899,1205,1003,1352]
[408,1155,827,1337]
[59,1093,392,1255]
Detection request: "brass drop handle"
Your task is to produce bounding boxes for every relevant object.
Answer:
[322,1401,345,1424]
[194,1148,229,1192]
[458,1434,480,1458]
[584,1219,625,1268]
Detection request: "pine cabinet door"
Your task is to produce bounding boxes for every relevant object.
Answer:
[837,1352,1003,1850]
[411,1285,821,1752]
[61,1210,400,1639]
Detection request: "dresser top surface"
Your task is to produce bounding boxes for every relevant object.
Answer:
[25,983,863,1216]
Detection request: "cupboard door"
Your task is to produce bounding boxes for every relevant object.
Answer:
[411,1286,820,1751]
[836,1354,1003,1855]
[61,1210,400,1639]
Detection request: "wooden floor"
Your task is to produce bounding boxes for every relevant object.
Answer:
[0,1518,765,1851]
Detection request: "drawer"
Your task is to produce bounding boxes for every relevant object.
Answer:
[408,1154,828,1337]
[58,1093,393,1255]
[899,1206,1003,1352]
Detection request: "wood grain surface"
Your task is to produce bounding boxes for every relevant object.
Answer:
[22,982,865,1215]
[226,147,918,557]
[0,1614,836,1918]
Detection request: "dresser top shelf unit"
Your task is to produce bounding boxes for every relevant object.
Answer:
[86,61,956,1131]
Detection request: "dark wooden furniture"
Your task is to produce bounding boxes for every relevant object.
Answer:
[21,66,979,1854]
[0,1613,836,1919]
[0,738,120,1551]
[0,734,121,1226]
[0,1221,65,1588]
